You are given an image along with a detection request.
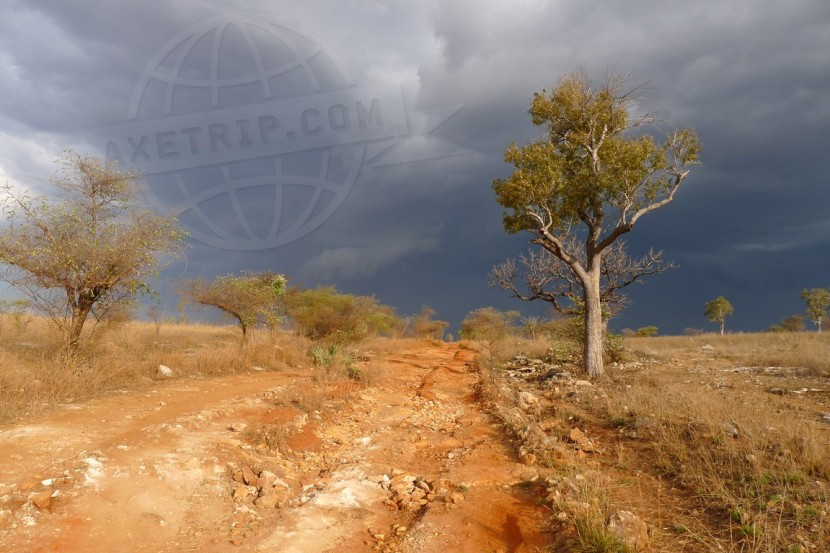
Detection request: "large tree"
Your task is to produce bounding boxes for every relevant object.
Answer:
[800,288,830,332]
[492,70,699,378]
[0,152,185,347]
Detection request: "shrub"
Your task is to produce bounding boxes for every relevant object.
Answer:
[285,286,403,344]
[411,306,449,339]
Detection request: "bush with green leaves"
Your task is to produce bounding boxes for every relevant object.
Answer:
[284,286,402,344]
[308,342,359,380]
[634,326,659,337]
[460,307,518,348]
[459,307,519,365]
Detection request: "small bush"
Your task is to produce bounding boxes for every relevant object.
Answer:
[633,326,659,338]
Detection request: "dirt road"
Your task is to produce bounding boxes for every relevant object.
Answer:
[0,343,549,552]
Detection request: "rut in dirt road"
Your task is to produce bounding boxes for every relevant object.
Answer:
[0,343,550,552]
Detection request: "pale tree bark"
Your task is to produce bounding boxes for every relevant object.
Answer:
[490,238,674,378]
[582,268,605,378]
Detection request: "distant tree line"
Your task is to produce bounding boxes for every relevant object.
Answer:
[0,151,452,350]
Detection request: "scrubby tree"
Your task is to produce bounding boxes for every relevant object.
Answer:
[779,314,805,333]
[0,297,33,335]
[0,152,185,347]
[182,271,286,344]
[146,302,163,338]
[634,326,659,337]
[283,286,402,343]
[800,288,830,332]
[491,70,699,378]
[704,296,733,335]
[520,315,544,339]
[411,306,449,340]
[460,307,519,358]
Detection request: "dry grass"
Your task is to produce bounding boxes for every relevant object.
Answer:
[478,331,830,550]
[600,334,830,551]
[0,316,417,423]
[0,316,312,422]
[625,332,830,376]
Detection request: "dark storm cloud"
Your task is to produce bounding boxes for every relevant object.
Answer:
[1,0,829,331]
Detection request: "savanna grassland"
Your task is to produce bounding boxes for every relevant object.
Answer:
[0,313,828,552]
[475,331,829,552]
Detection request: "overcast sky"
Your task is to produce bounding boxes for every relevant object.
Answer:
[1,0,829,334]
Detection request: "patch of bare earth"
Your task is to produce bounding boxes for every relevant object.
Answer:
[0,343,550,552]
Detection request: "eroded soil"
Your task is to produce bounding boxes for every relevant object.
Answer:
[0,343,550,552]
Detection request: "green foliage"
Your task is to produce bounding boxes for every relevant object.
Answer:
[704,296,734,333]
[634,326,658,337]
[493,71,699,235]
[800,288,830,331]
[0,151,186,347]
[605,333,624,363]
[182,271,286,343]
[739,524,761,538]
[491,70,699,378]
[459,307,518,344]
[284,286,402,344]
[308,342,358,379]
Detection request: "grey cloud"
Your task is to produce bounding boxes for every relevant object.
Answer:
[299,227,442,281]
[1,0,829,333]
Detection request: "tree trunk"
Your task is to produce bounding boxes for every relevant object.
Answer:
[68,304,92,348]
[720,321,724,335]
[582,270,604,379]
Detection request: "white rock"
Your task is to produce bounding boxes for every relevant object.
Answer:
[517,391,539,411]
[157,365,173,378]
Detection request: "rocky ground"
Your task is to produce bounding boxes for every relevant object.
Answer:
[0,343,552,552]
[4,339,826,552]
[488,344,830,552]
